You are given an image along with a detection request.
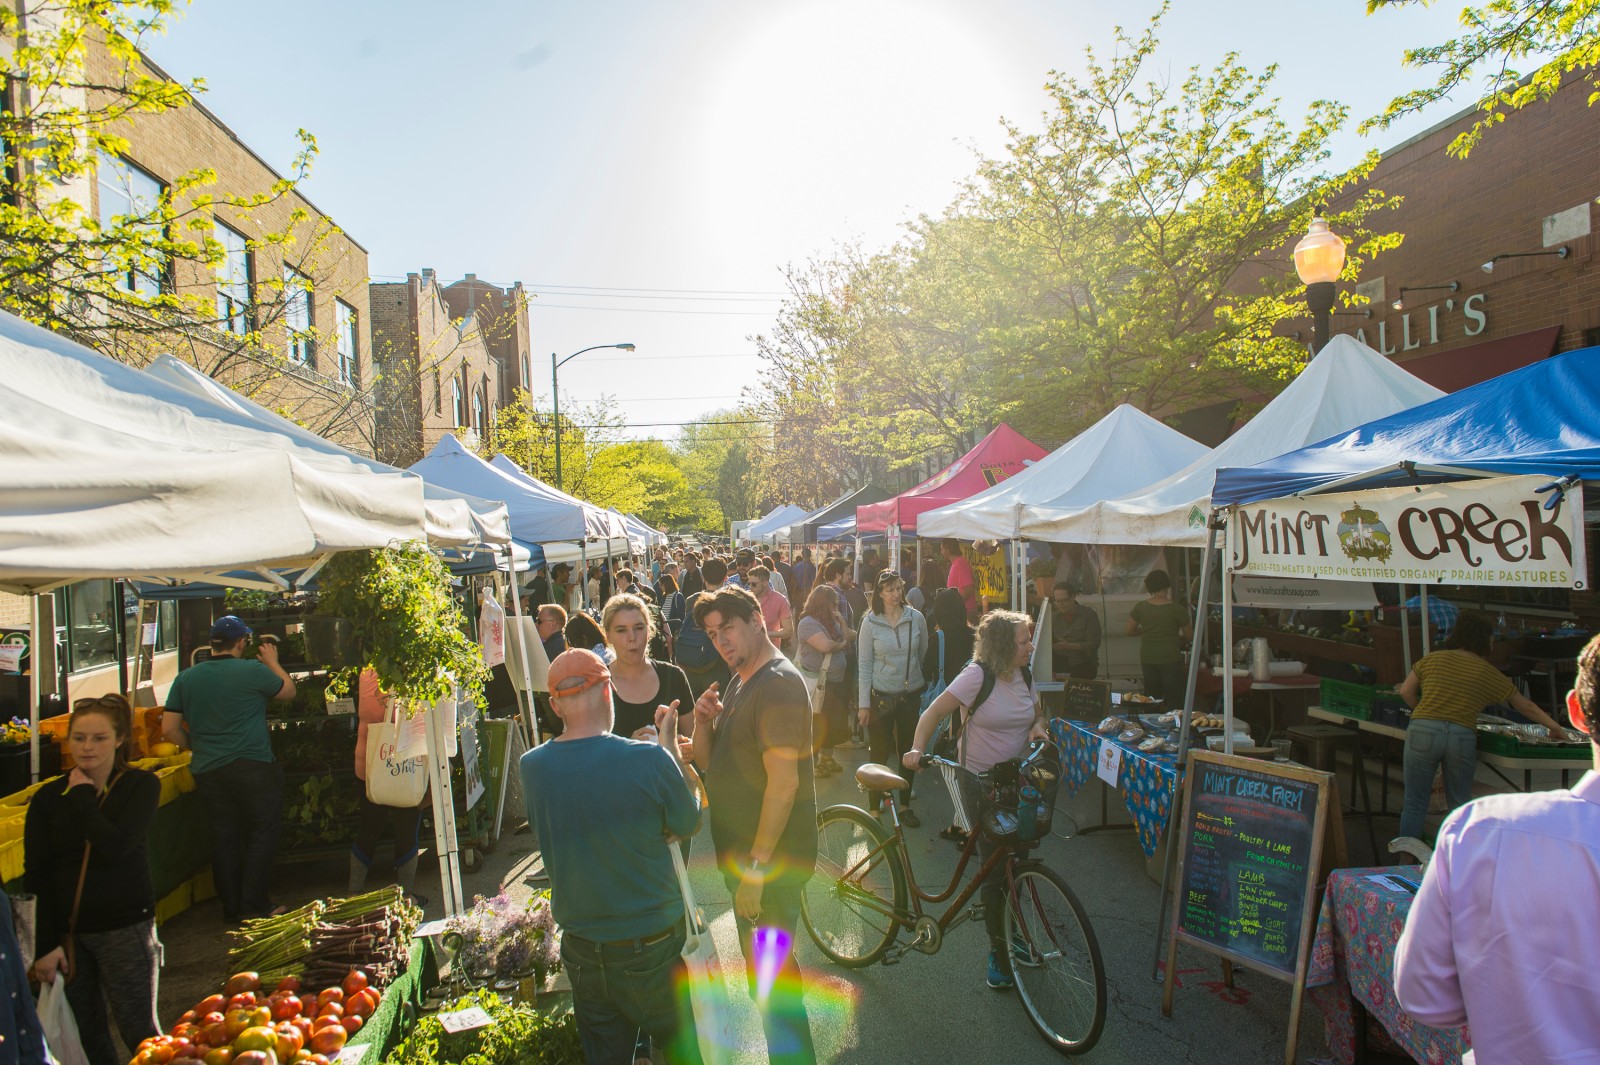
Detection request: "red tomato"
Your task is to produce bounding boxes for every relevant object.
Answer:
[200,1011,224,1027]
[171,1023,200,1043]
[304,1056,330,1065]
[225,992,257,1012]
[290,1016,314,1041]
[316,1002,343,1020]
[271,994,302,1022]
[314,987,343,1010]
[310,1014,344,1034]
[222,1009,256,1041]
[340,970,368,997]
[275,976,302,994]
[201,1048,233,1065]
[223,972,261,996]
[197,995,228,1017]
[338,1015,363,1036]
[231,1053,274,1065]
[273,1022,304,1059]
[347,989,380,1019]
[197,1021,228,1048]
[308,1026,347,1056]
[179,1009,198,1025]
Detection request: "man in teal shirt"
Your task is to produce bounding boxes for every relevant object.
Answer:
[163,616,293,922]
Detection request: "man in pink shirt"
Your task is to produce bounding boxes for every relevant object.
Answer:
[1393,634,1600,1065]
[942,538,977,620]
[749,565,794,649]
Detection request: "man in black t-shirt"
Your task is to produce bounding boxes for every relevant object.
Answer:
[690,586,816,1064]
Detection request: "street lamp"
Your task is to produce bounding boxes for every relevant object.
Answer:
[551,343,635,492]
[1293,208,1347,355]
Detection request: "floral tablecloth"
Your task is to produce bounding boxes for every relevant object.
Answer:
[1050,717,1178,857]
[1306,868,1471,1065]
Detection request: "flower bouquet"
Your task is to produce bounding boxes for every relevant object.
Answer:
[440,892,561,1002]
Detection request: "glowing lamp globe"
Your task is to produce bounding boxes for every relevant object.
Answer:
[1294,215,1346,285]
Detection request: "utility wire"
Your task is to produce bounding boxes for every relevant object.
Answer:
[528,303,777,316]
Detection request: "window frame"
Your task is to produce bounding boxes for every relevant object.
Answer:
[335,298,358,386]
[96,149,168,299]
[213,219,252,335]
[283,265,313,366]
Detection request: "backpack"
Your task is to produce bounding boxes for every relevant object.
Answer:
[932,663,1033,760]
[647,603,671,662]
[673,592,719,672]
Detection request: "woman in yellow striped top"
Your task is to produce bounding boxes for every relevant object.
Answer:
[1396,612,1575,841]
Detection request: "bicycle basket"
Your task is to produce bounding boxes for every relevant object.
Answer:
[977,743,1063,846]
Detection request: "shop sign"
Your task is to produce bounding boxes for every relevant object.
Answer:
[1226,475,1585,588]
[1231,575,1378,610]
[1346,293,1487,354]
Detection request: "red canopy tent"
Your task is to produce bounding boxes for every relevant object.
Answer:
[856,423,1049,534]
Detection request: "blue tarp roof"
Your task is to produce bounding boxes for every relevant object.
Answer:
[1211,346,1600,507]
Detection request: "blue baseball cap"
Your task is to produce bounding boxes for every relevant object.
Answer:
[210,616,253,642]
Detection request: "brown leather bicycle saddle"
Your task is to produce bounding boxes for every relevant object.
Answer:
[855,763,910,793]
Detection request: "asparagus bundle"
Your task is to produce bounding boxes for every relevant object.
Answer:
[228,886,423,988]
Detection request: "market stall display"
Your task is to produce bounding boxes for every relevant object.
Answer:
[382,988,581,1065]
[227,887,423,989]
[1306,868,1470,1065]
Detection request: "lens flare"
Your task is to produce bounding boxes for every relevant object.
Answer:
[752,924,790,1002]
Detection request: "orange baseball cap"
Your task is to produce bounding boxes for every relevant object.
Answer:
[547,648,610,701]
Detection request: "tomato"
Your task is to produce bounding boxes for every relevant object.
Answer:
[169,1039,197,1059]
[344,989,378,1020]
[315,1002,343,1020]
[310,1014,344,1034]
[224,972,262,997]
[270,995,302,1022]
[223,1009,256,1041]
[231,1053,276,1065]
[201,1011,225,1027]
[249,1006,273,1029]
[198,995,228,1017]
[196,1021,228,1048]
[338,1015,363,1036]
[304,1056,331,1065]
[172,1023,200,1042]
[226,992,258,1012]
[289,1016,313,1042]
[340,970,368,997]
[179,1009,198,1025]
[308,1026,346,1057]
[233,1026,279,1056]
[272,1023,304,1059]
[314,987,343,1010]
[202,1048,233,1065]
[275,976,302,994]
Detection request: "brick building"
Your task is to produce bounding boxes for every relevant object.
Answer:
[371,270,529,467]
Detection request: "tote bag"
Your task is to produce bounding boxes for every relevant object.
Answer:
[365,700,429,808]
[798,651,834,717]
[671,846,735,1065]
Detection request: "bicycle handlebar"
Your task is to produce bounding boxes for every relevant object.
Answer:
[918,737,1052,773]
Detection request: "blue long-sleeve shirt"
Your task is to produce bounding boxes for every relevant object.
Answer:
[520,734,700,941]
[0,887,47,1065]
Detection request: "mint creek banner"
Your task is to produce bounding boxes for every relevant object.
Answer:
[1226,475,1586,589]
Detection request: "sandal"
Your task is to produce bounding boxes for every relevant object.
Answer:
[939,826,969,844]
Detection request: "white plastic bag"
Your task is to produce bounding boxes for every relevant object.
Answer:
[671,847,735,1065]
[478,591,506,669]
[38,979,91,1065]
[365,701,429,808]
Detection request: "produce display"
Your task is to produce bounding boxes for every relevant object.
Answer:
[228,888,422,990]
[382,989,582,1065]
[130,968,380,1065]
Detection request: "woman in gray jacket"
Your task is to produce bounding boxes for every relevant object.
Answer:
[857,570,928,824]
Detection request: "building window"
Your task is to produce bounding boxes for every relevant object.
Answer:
[335,298,358,386]
[96,150,165,298]
[452,378,464,427]
[472,389,485,434]
[284,266,313,365]
[522,354,531,389]
[214,221,250,334]
[434,368,442,414]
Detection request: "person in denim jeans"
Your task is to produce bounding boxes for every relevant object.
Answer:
[163,616,294,921]
[1397,612,1576,841]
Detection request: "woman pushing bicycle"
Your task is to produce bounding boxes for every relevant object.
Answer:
[904,609,1048,989]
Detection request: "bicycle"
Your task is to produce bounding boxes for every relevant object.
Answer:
[800,740,1107,1055]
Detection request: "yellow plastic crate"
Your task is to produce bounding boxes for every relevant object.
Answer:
[155,879,192,925]
[0,837,21,883]
[0,810,24,847]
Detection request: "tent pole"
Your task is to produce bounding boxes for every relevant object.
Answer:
[503,546,541,749]
[1152,518,1218,979]
[580,542,589,610]
[853,535,861,585]
[425,690,466,916]
[1221,532,1237,756]
[1420,585,1433,656]
[1399,583,1413,675]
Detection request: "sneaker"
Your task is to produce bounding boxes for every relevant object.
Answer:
[901,807,921,828]
[819,755,843,774]
[986,951,1014,990]
[1011,933,1042,968]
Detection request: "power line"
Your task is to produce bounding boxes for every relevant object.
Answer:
[528,303,777,316]
[560,351,762,361]
[367,273,786,297]
[530,289,782,303]
[565,417,775,428]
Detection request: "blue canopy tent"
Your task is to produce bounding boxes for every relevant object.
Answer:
[1212,346,1600,506]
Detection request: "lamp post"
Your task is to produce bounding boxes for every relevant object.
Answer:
[1293,208,1347,355]
[551,343,635,492]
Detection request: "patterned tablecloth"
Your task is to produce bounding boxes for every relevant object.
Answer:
[1306,868,1471,1065]
[1050,717,1178,857]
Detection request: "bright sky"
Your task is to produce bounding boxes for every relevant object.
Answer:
[145,0,1472,444]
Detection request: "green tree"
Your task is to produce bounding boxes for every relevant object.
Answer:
[1365,0,1600,156]
[672,406,769,527]
[585,440,718,531]
[485,389,626,497]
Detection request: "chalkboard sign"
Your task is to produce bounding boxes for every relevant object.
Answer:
[1162,751,1334,1065]
[1062,678,1112,720]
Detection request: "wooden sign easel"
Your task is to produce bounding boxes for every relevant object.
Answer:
[1161,751,1343,1065]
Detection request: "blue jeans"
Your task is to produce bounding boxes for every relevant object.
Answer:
[194,759,284,919]
[1399,718,1478,841]
[722,876,816,1065]
[561,924,701,1065]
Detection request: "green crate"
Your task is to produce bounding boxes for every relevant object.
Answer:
[1320,677,1375,719]
[1477,730,1588,759]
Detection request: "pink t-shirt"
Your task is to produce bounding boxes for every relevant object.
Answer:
[944,661,1037,772]
[759,587,792,636]
[946,555,977,614]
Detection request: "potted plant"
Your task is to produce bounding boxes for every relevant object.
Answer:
[440,892,562,1001]
[315,543,491,714]
[1028,556,1058,598]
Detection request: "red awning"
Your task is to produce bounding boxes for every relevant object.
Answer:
[1394,326,1561,392]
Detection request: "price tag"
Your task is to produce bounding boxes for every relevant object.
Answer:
[141,622,158,646]
[0,646,22,672]
[334,1046,370,1065]
[414,918,449,938]
[438,1006,495,1034]
[327,698,356,716]
[1110,691,1122,706]
[1096,738,1123,787]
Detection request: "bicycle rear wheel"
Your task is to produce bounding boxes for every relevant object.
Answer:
[802,803,907,966]
[1002,861,1107,1055]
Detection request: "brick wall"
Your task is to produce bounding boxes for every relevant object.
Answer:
[441,275,531,408]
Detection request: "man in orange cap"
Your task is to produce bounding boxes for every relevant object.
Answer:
[520,649,704,1064]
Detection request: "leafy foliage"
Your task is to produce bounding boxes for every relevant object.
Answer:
[1365,0,1600,157]
[315,544,490,713]
[382,989,584,1065]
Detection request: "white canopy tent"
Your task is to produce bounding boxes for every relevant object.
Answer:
[144,356,512,549]
[745,504,807,543]
[1021,336,1446,547]
[485,453,633,565]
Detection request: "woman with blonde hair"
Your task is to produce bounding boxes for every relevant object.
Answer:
[602,593,694,743]
[906,609,1047,991]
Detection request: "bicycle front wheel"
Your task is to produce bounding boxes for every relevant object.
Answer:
[802,803,907,967]
[1003,861,1107,1055]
